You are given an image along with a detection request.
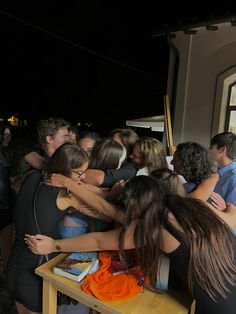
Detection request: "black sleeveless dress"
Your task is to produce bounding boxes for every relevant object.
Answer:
[6,171,68,312]
[165,221,236,314]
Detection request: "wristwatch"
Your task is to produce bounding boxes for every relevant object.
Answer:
[55,240,62,252]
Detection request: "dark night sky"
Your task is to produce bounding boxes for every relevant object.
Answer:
[0,1,235,134]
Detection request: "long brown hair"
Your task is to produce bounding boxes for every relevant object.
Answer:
[43,143,88,197]
[167,195,236,300]
[89,138,125,171]
[119,176,166,288]
[119,176,236,299]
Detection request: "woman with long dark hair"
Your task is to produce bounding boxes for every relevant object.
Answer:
[26,175,236,314]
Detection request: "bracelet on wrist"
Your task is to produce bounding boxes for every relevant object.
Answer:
[55,239,62,252]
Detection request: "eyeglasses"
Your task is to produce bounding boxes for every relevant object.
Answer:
[72,169,86,177]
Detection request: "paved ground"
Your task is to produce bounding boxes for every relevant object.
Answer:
[0,261,17,314]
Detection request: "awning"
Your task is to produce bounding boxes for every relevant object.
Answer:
[126,115,164,132]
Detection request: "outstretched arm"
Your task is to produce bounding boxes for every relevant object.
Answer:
[24,152,47,170]
[65,196,113,222]
[48,173,124,223]
[189,173,219,201]
[25,225,136,255]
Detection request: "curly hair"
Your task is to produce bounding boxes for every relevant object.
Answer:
[173,142,212,184]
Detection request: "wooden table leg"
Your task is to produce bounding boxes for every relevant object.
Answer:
[42,279,57,314]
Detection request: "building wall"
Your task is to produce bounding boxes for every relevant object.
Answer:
[168,22,236,147]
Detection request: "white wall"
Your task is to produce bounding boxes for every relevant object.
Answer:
[168,22,236,147]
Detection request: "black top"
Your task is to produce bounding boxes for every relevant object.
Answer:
[164,220,236,314]
[102,160,137,188]
[7,170,68,312]
[36,147,50,162]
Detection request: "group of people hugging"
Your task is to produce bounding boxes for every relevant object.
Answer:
[1,116,236,314]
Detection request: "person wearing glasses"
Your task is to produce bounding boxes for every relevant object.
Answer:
[61,138,127,236]
[6,143,122,314]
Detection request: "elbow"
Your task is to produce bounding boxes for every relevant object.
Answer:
[96,236,109,251]
[96,238,105,250]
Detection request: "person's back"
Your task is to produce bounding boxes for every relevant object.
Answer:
[163,214,236,314]
[7,143,92,313]
[117,177,236,314]
[13,171,64,243]
[7,170,66,312]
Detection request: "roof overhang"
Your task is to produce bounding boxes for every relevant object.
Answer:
[152,15,236,38]
[126,115,164,132]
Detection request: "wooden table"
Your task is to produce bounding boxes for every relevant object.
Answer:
[35,253,192,314]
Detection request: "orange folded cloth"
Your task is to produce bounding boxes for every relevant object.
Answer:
[81,251,143,301]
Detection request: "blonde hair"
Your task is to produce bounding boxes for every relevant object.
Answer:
[134,137,167,173]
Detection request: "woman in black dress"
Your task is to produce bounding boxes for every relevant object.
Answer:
[7,143,117,314]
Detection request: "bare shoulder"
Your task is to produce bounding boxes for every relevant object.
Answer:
[161,212,182,254]
[56,192,79,211]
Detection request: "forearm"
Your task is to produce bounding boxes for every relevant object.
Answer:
[189,173,219,201]
[56,227,135,252]
[26,233,105,255]
[78,206,113,221]
[24,152,47,170]
[67,179,124,223]
[26,225,136,255]
[81,183,107,196]
[56,232,107,252]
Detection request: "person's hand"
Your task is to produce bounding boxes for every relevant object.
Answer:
[24,234,55,255]
[80,183,102,194]
[106,180,126,201]
[211,172,219,182]
[225,203,236,213]
[210,192,226,211]
[45,173,68,188]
